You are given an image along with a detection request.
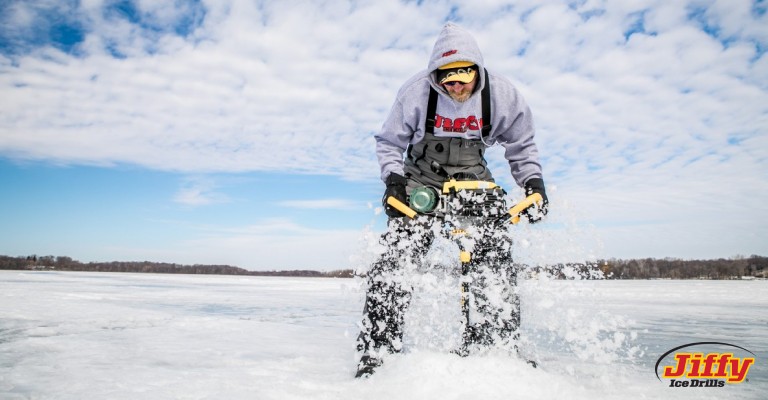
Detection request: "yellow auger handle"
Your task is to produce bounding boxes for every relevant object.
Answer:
[507,193,544,224]
[386,196,418,219]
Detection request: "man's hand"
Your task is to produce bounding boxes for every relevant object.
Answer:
[523,178,548,223]
[382,173,408,217]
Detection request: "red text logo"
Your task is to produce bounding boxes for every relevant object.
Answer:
[442,49,457,57]
[435,113,483,134]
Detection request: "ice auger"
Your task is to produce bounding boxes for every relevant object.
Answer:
[385,178,544,353]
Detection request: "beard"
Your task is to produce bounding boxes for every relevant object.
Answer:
[448,88,472,102]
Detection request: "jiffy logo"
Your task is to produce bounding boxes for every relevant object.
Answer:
[655,342,755,387]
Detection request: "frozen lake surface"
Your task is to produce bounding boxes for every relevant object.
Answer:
[1,271,766,399]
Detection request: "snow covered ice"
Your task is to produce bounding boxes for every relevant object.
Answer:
[1,270,766,399]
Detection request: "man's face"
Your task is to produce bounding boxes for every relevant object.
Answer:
[443,76,476,103]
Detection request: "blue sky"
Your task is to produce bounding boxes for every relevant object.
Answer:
[1,0,766,270]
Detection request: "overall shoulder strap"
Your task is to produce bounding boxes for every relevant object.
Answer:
[409,86,439,160]
[481,69,492,139]
[425,86,438,134]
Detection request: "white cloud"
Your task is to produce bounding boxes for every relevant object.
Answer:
[175,219,366,270]
[173,176,230,206]
[0,0,766,260]
[278,199,363,210]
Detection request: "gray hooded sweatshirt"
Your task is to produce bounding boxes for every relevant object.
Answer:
[374,23,542,189]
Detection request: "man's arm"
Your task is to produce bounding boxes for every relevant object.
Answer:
[374,98,416,182]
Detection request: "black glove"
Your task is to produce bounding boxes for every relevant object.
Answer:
[523,177,548,223]
[382,173,408,217]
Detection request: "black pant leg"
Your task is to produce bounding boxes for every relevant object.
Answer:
[356,217,434,355]
[462,227,520,350]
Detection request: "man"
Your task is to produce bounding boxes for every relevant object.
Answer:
[356,23,547,378]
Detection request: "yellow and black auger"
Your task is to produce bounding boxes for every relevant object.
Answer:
[385,178,544,356]
[387,179,542,222]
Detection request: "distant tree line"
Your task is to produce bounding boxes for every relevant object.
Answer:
[520,256,767,280]
[596,255,768,279]
[0,254,354,278]
[1,254,765,280]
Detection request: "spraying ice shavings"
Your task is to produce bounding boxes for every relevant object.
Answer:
[518,277,645,371]
[353,185,645,371]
